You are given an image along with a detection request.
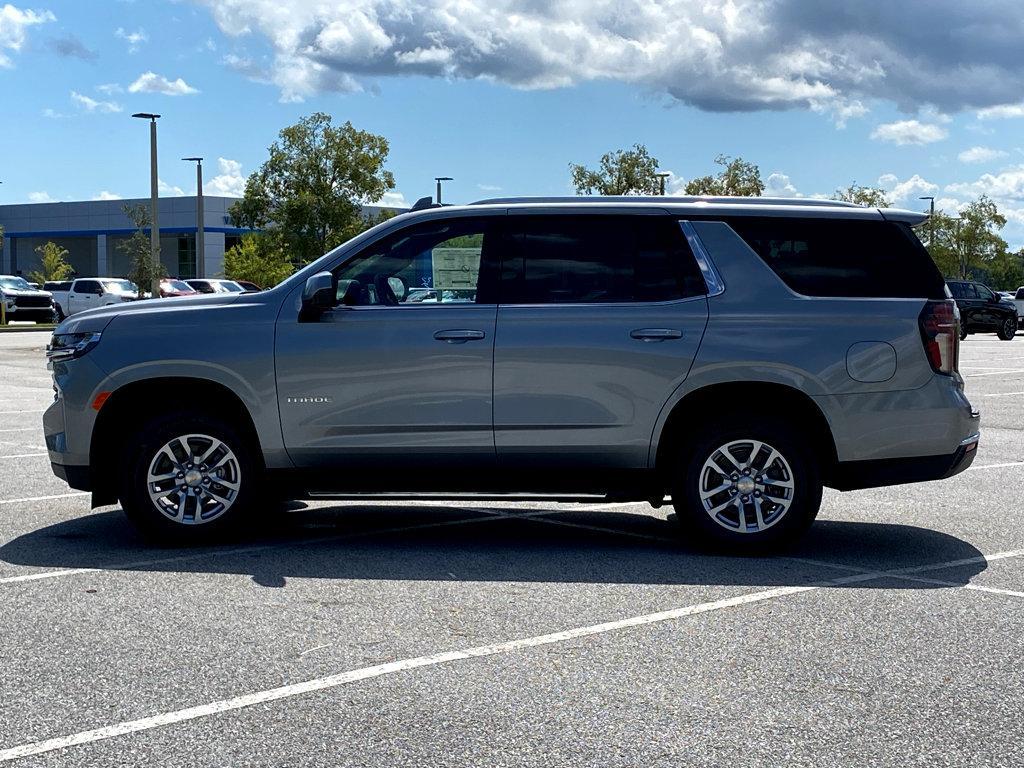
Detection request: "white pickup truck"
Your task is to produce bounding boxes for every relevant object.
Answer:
[46,278,139,320]
[1015,287,1024,324]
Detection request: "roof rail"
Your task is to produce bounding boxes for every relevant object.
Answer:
[469,195,865,209]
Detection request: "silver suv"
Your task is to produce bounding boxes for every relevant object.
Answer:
[43,197,980,550]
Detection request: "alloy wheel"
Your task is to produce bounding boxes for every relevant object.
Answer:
[146,433,241,525]
[698,439,795,534]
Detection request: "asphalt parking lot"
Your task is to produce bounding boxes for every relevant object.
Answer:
[1,329,1022,767]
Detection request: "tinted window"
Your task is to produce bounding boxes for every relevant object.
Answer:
[75,280,102,294]
[43,281,71,291]
[1015,288,1024,301]
[501,216,705,304]
[334,217,497,306]
[975,284,995,301]
[726,217,946,299]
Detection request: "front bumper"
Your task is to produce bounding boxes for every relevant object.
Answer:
[830,432,980,491]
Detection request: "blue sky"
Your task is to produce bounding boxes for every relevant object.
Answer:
[2,0,1024,247]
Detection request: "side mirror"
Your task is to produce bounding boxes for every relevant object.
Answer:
[387,276,407,301]
[301,272,336,315]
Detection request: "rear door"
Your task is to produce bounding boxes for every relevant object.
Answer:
[68,280,102,315]
[493,213,708,470]
[275,213,505,472]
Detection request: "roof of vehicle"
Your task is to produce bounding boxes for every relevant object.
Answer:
[460,195,929,225]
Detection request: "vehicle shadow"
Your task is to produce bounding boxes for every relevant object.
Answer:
[0,504,986,589]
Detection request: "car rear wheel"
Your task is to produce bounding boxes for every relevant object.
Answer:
[119,411,260,542]
[997,317,1017,340]
[54,304,65,322]
[671,417,822,552]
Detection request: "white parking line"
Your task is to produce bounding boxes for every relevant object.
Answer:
[2,546,1022,762]
[964,369,1024,377]
[967,461,1024,470]
[0,427,40,433]
[0,492,89,505]
[970,391,1024,398]
[0,452,47,459]
[0,409,44,415]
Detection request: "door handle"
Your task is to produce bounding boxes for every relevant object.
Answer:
[630,328,683,342]
[433,329,486,343]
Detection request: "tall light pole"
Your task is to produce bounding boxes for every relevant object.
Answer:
[183,157,204,278]
[655,172,671,196]
[919,195,935,249]
[435,176,453,205]
[132,113,161,295]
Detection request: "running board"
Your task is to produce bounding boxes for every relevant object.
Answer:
[305,491,666,505]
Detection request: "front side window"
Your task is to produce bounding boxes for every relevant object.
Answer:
[975,284,995,301]
[501,215,705,305]
[333,217,495,306]
[76,280,102,294]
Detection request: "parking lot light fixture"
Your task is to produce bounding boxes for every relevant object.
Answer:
[132,113,162,295]
[435,177,453,205]
[655,172,671,195]
[183,157,204,278]
[920,196,935,248]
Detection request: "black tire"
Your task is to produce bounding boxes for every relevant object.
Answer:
[997,317,1017,341]
[670,416,822,552]
[54,304,66,322]
[118,410,261,543]
[959,326,968,341]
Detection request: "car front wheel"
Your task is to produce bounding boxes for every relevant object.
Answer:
[671,417,822,551]
[997,317,1017,340]
[119,411,259,541]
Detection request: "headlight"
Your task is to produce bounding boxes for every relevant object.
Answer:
[46,332,102,363]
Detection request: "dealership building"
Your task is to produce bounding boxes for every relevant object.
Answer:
[0,196,249,280]
[0,197,405,281]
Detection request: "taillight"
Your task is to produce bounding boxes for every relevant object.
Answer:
[919,300,958,375]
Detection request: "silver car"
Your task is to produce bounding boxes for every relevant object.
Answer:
[43,196,980,550]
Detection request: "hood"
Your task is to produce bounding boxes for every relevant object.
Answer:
[58,293,243,334]
[1,287,51,298]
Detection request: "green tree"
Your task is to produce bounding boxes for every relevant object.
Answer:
[223,233,294,289]
[684,154,765,196]
[29,241,73,286]
[118,204,165,297]
[832,183,891,207]
[229,112,396,264]
[927,196,1008,279]
[569,144,661,195]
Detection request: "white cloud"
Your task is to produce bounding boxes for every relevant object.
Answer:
[977,103,1024,120]
[158,179,186,197]
[476,183,502,192]
[114,26,147,53]
[70,90,122,113]
[378,191,409,209]
[946,165,1024,202]
[958,146,1009,164]
[878,173,938,202]
[96,82,123,94]
[870,120,948,145]
[92,191,121,201]
[194,0,1024,118]
[41,107,66,119]
[128,71,199,96]
[28,191,56,203]
[764,172,800,197]
[0,4,54,67]
[203,157,246,197]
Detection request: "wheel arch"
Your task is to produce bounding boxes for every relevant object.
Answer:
[651,381,838,486]
[89,376,263,504]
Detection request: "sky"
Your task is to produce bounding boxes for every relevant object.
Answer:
[2,0,1024,247]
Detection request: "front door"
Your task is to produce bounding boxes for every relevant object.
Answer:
[275,214,504,474]
[68,280,102,315]
[493,213,709,471]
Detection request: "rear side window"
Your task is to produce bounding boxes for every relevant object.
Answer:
[1016,288,1024,301]
[75,280,102,294]
[725,217,947,299]
[501,215,706,304]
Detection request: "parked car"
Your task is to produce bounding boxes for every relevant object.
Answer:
[234,280,261,292]
[48,278,138,321]
[185,279,245,294]
[44,196,979,551]
[0,275,54,323]
[946,280,1018,340]
[159,279,199,298]
[1014,287,1024,324]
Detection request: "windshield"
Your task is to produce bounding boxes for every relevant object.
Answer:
[219,281,244,292]
[102,279,138,293]
[164,280,193,291]
[0,276,32,291]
